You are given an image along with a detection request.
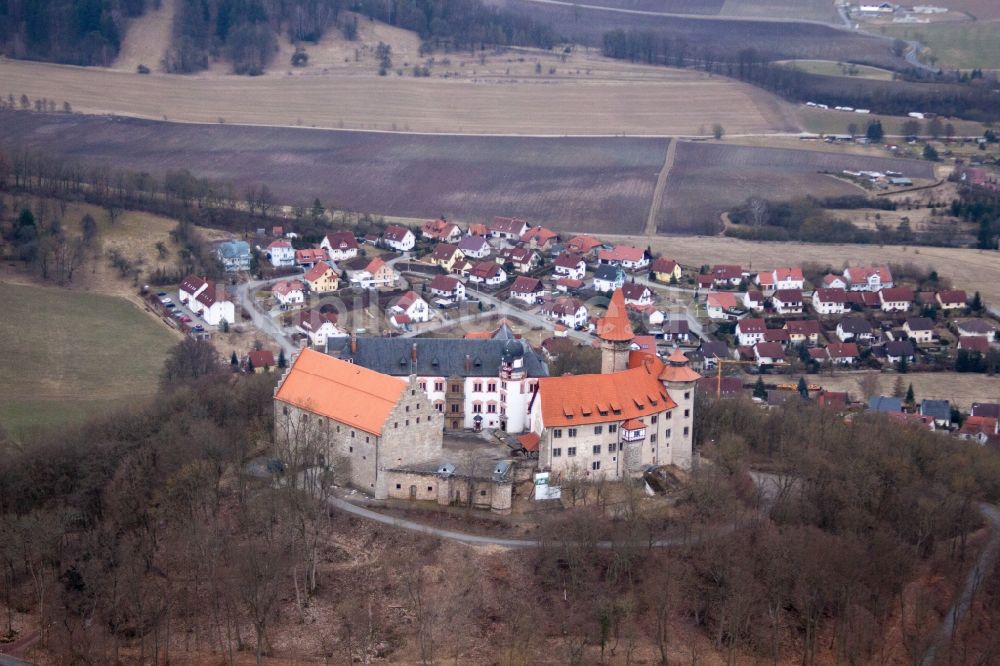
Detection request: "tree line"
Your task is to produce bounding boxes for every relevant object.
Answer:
[602,32,1000,123]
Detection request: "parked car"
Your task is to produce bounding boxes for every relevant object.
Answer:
[156,291,167,297]
[193,325,205,332]
[180,315,192,323]
[165,303,176,309]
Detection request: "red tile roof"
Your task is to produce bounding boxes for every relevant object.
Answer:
[554,253,585,269]
[431,243,461,261]
[879,287,914,303]
[773,289,803,303]
[650,257,678,274]
[323,231,358,250]
[596,290,634,342]
[517,432,541,452]
[521,227,557,244]
[785,320,821,335]
[826,342,859,359]
[248,350,275,368]
[382,224,412,242]
[566,235,602,253]
[937,289,967,305]
[814,288,847,304]
[489,216,528,235]
[510,276,544,294]
[295,248,329,264]
[737,318,767,333]
[304,261,336,282]
[598,245,645,263]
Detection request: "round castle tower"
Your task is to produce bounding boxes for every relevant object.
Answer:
[596,289,633,374]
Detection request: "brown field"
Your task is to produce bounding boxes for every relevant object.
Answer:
[111,0,176,73]
[0,112,667,233]
[794,371,1000,411]
[798,107,989,137]
[657,140,936,232]
[929,0,1000,20]
[600,233,1000,305]
[0,54,792,135]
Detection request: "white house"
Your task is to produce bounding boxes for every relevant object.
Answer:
[216,240,251,272]
[553,254,586,281]
[421,218,462,243]
[391,291,431,323]
[179,274,209,306]
[382,225,416,252]
[772,267,805,291]
[509,276,545,305]
[736,318,767,346]
[706,292,739,320]
[821,274,848,290]
[772,289,804,315]
[936,290,967,310]
[540,297,588,329]
[956,319,997,342]
[904,317,935,344]
[499,247,540,274]
[592,265,626,293]
[488,217,529,241]
[297,309,346,347]
[429,275,466,302]
[879,287,913,313]
[753,342,786,367]
[844,266,893,292]
[457,235,491,260]
[598,245,649,271]
[742,291,764,312]
[272,279,305,306]
[812,288,848,316]
[194,284,235,326]
[836,317,874,342]
[265,240,296,268]
[468,261,507,287]
[621,282,653,307]
[320,231,359,262]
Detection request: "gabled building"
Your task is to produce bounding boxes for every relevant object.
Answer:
[303,261,340,294]
[959,416,999,444]
[347,257,399,289]
[837,316,874,342]
[884,340,916,364]
[499,247,540,274]
[821,274,848,289]
[457,235,491,260]
[956,319,997,342]
[297,309,346,347]
[428,275,466,302]
[844,265,893,292]
[920,399,951,429]
[429,243,466,272]
[706,292,741,320]
[540,297,588,329]
[565,235,602,258]
[187,281,235,326]
[592,264,625,293]
[812,288,848,316]
[879,287,913,313]
[468,261,507,287]
[598,245,649,271]
[772,289,804,315]
[712,264,744,288]
[488,217,529,241]
[179,274,210,306]
[743,291,765,312]
[772,267,805,290]
[216,240,251,272]
[265,240,296,268]
[272,279,306,306]
[382,225,416,252]
[650,257,681,283]
[736,318,767,346]
[621,282,653,306]
[763,328,790,346]
[958,336,990,354]
[553,254,587,281]
[785,319,821,346]
[320,232,360,262]
[825,342,859,365]
[754,341,786,366]
[904,317,935,344]
[521,226,559,251]
[509,276,545,305]
[295,248,329,269]
[391,290,431,324]
[421,218,462,243]
[936,290,967,310]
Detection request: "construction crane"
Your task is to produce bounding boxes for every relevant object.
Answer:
[714,358,757,398]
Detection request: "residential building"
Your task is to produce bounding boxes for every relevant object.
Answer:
[430,243,466,272]
[958,336,990,354]
[972,403,1000,419]
[754,342,786,366]
[650,257,681,283]
[706,292,740,320]
[592,264,626,293]
[879,287,914,312]
[326,336,548,433]
[598,245,649,271]
[845,291,881,309]
[764,328,790,346]
[885,340,916,364]
[272,279,306,306]
[837,316,874,342]
[180,275,236,326]
[521,226,559,251]
[621,283,653,307]
[772,289,804,315]
[509,276,545,305]
[297,309,346,347]
[553,254,586,281]
[247,349,275,373]
[179,274,210,306]
[825,342,859,365]
[660,319,691,344]
[391,291,431,323]
[844,265,893,291]
[320,232,359,262]
[499,247,540,274]
[936,290,967,310]
[265,240,295,268]
[466,222,488,237]
[742,291,764,312]
[700,341,732,370]
[295,248,329,268]
[904,317,935,344]
[488,217,529,241]
[756,271,775,294]
[347,257,399,289]
[468,261,508,287]
[821,274,848,289]
[303,261,339,294]
[216,240,251,272]
[382,225,416,252]
[959,416,999,444]
[736,318,767,346]
[428,275,466,302]
[812,288,848,316]
[869,395,903,413]
[920,399,951,429]
[956,319,997,342]
[785,320,821,346]
[540,297,588,329]
[712,264,744,288]
[565,235,602,258]
[457,235,491,260]
[421,218,462,243]
[772,267,805,290]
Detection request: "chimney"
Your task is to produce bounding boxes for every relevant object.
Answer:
[411,342,418,363]
[464,354,471,372]
[351,333,357,354]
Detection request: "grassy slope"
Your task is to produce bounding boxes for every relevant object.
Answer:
[0,282,177,433]
[779,59,895,81]
[886,21,1000,70]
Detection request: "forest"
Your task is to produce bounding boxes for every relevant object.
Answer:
[2,340,1000,663]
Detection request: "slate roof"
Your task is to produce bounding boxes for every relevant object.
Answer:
[593,264,624,281]
[838,317,872,335]
[920,399,951,421]
[869,395,902,413]
[325,337,549,378]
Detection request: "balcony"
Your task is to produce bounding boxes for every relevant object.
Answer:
[620,419,646,442]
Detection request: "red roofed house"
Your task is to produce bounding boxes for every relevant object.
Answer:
[488,216,528,240]
[429,243,466,272]
[247,349,276,373]
[826,342,859,365]
[521,226,559,251]
[822,274,848,289]
[499,246,540,274]
[295,248,329,268]
[510,276,545,305]
[265,240,295,268]
[756,271,775,293]
[650,257,681,283]
[553,254,586,281]
[772,267,805,290]
[772,289,804,315]
[958,336,990,354]
[179,274,209,306]
[272,279,305,306]
[785,319,821,345]
[540,296,588,329]
[297,309,345,347]
[936,290,967,310]
[303,261,340,294]
[844,265,893,291]
[189,281,235,326]
[763,328,790,346]
[466,222,489,237]
[743,291,765,312]
[598,245,649,271]
[390,290,431,323]
[467,261,507,286]
[879,287,914,313]
[347,257,399,289]
[382,224,416,252]
[712,264,744,287]
[621,282,654,306]
[736,318,767,346]
[817,390,850,410]
[421,218,462,243]
[428,275,466,302]
[707,292,740,320]
[959,416,999,444]
[812,288,848,316]
[320,231,360,261]
[565,235,602,258]
[754,342,786,366]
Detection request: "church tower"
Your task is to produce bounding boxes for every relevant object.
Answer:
[658,347,701,469]
[596,289,633,374]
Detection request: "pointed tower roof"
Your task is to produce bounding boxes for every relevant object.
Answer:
[596,289,634,342]
[659,347,701,383]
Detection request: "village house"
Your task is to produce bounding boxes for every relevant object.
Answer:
[879,287,914,313]
[920,399,951,429]
[326,334,548,434]
[821,274,848,289]
[565,235,602,258]
[265,240,296,268]
[699,341,732,370]
[179,274,210,307]
[466,222,488,237]
[836,316,874,342]
[845,291,881,309]
[884,340,916,364]
[531,303,698,478]
[457,235,491,260]
[817,390,850,411]
[869,395,903,414]
[844,265,893,291]
[598,245,649,271]
[904,317,935,344]
[320,232,360,262]
[621,283,653,307]
[736,318,767,346]
[592,264,626,293]
[421,218,462,243]
[754,342,786,367]
[179,275,236,326]
[660,319,691,345]
[382,225,416,252]
[958,416,998,444]
[706,292,741,320]
[972,403,1000,419]
[216,240,251,272]
[712,265,744,288]
[554,277,584,293]
[428,274,466,302]
[936,290,967,310]
[295,248,329,269]
[347,257,399,289]
[488,216,528,241]
[785,319,821,346]
[429,243,466,273]
[772,267,805,290]
[764,329,790,346]
[303,261,339,294]
[649,257,681,283]
[772,289,804,315]
[272,279,306,306]
[812,288,848,316]
[499,247,540,274]
[509,276,545,305]
[958,336,990,354]
[297,309,345,347]
[742,290,765,312]
[468,261,508,287]
[956,319,997,342]
[540,297,588,329]
[390,291,431,324]
[521,226,559,252]
[825,342,859,365]
[756,271,775,294]
[247,349,276,373]
[553,254,587,281]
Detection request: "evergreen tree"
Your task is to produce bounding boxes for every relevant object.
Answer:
[230,351,239,368]
[898,354,909,374]
[278,349,287,368]
[247,357,254,373]
[905,383,915,405]
[797,377,809,399]
[971,291,983,312]
[753,376,767,399]
[866,120,884,143]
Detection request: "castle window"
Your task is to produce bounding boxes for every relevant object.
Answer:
[351,431,355,438]
[396,484,401,490]
[651,415,658,424]
[609,442,617,453]
[609,424,618,433]
[592,445,601,455]
[568,428,577,437]
[282,406,289,416]
[474,382,483,392]
[567,447,577,457]
[684,392,691,400]
[553,448,562,457]
[553,429,563,438]
[650,434,657,443]
[594,425,603,435]
[666,428,672,437]
[591,461,600,471]
[684,409,690,418]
